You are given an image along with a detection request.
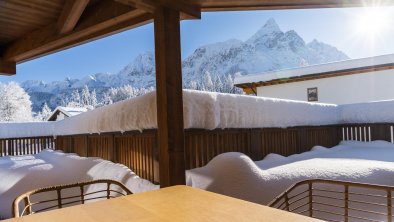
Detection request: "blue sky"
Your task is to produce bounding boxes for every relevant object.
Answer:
[1,6,394,83]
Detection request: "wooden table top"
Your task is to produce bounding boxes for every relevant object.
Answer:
[5,185,322,222]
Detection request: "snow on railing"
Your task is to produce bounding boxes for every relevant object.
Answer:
[2,90,394,140]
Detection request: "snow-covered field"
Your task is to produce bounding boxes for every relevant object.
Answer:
[0,150,158,219]
[186,140,394,206]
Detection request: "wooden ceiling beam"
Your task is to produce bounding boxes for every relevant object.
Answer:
[57,0,90,34]
[115,0,156,13]
[0,60,16,76]
[115,0,201,19]
[2,0,152,63]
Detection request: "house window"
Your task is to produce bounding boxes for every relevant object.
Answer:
[307,87,318,102]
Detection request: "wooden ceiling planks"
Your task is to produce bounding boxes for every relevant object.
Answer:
[2,0,152,64]
[0,0,64,45]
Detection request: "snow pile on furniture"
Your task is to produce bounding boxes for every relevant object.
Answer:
[0,150,158,219]
[2,90,394,139]
[186,140,394,205]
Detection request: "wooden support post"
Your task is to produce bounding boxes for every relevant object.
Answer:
[154,7,185,187]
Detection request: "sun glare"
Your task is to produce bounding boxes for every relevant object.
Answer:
[352,7,392,42]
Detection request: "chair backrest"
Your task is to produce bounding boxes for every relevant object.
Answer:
[269,179,394,222]
[13,179,132,218]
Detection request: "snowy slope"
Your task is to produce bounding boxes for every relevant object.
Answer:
[186,140,394,207]
[0,150,158,219]
[20,18,349,112]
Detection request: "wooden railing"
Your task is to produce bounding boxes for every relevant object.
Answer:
[0,136,55,157]
[1,123,394,184]
[55,131,159,183]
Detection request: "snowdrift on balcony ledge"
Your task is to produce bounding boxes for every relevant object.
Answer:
[3,90,394,139]
[0,90,339,138]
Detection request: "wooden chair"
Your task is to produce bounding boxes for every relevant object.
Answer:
[13,179,132,218]
[269,179,394,222]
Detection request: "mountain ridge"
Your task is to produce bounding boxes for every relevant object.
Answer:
[20,18,349,111]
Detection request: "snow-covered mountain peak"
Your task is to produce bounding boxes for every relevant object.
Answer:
[247,18,283,44]
[263,18,281,31]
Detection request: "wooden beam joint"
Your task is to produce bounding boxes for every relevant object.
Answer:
[57,0,90,34]
[115,0,201,19]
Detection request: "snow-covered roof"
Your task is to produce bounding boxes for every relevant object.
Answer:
[58,106,89,116]
[234,53,394,86]
[47,106,88,121]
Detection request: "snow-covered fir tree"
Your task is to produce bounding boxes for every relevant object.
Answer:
[101,91,113,106]
[90,89,98,107]
[186,80,198,90]
[213,75,223,92]
[202,71,214,91]
[67,89,82,107]
[103,85,154,103]
[81,85,91,107]
[0,82,33,122]
[63,85,98,109]
[184,72,242,94]
[35,102,52,121]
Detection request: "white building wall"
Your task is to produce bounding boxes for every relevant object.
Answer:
[256,69,394,104]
